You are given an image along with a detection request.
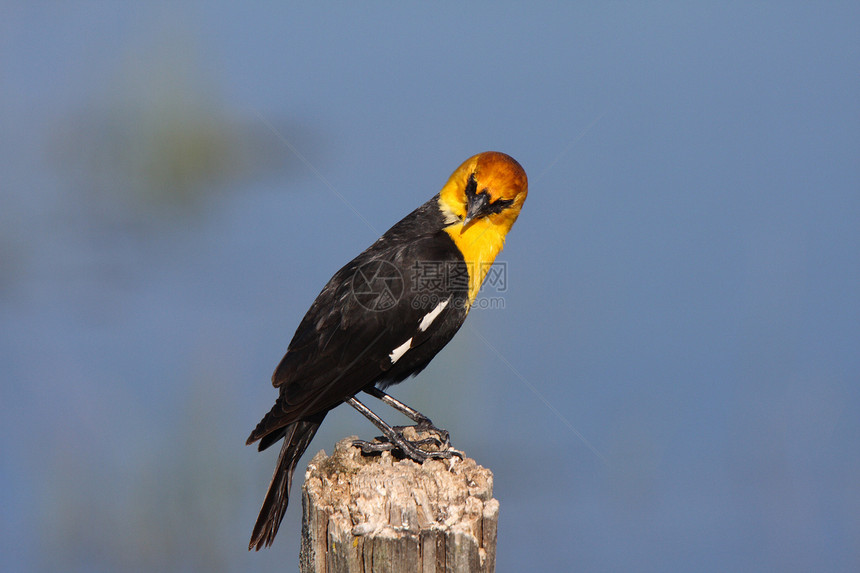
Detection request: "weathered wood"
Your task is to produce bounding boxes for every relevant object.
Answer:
[300,434,499,573]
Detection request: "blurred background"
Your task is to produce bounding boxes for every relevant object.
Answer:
[1,3,858,571]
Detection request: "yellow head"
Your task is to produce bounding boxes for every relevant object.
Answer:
[438,151,528,231]
[438,152,528,305]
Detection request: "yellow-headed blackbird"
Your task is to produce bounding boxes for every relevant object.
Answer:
[247,151,528,549]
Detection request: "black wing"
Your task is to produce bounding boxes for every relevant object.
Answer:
[249,211,469,445]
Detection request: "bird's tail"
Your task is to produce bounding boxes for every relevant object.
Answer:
[248,414,324,550]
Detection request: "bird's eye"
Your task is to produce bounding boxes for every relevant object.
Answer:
[485,197,514,214]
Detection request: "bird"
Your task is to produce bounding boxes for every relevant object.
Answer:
[246,151,528,550]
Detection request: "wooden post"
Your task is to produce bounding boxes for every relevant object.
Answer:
[300,434,499,573]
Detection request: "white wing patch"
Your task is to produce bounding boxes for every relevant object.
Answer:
[419,297,450,332]
[389,337,413,364]
[389,297,451,365]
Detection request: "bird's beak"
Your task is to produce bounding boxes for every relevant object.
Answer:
[462,192,489,228]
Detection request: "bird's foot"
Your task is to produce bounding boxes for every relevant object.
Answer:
[352,424,462,462]
[398,418,452,450]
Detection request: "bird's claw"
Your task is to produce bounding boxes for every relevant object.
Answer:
[352,424,461,463]
[393,424,450,449]
[412,420,451,446]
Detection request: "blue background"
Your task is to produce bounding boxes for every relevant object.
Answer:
[2,3,858,571]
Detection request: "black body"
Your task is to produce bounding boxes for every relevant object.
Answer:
[247,195,470,549]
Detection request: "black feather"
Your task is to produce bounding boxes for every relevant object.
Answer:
[247,194,471,548]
